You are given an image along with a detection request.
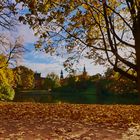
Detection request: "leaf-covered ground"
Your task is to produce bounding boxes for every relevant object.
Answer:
[0,102,140,139]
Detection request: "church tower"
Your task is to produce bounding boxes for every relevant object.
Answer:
[60,70,64,79]
[60,70,64,85]
[83,65,87,78]
[83,65,87,75]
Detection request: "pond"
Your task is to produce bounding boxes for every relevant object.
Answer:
[13,90,140,104]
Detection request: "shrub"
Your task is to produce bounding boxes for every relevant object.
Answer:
[0,82,15,101]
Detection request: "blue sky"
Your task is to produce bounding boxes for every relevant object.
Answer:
[5,0,134,78]
[0,0,105,77]
[14,23,106,77]
[0,10,106,77]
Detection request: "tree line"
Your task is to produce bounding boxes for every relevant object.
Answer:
[0,61,137,101]
[17,0,140,93]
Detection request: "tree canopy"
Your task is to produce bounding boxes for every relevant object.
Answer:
[44,72,60,90]
[13,66,35,89]
[0,35,25,69]
[0,0,26,69]
[2,0,140,92]
[0,0,18,30]
[0,55,15,100]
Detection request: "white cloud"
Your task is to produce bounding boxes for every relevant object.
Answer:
[17,24,38,44]
[1,23,106,76]
[20,53,106,78]
[78,58,106,75]
[0,23,37,46]
[20,60,64,77]
[7,19,106,77]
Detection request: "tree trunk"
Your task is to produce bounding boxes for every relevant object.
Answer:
[135,14,140,94]
[136,43,140,94]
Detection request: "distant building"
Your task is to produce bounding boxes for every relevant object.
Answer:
[82,65,87,78]
[75,65,88,81]
[34,73,45,89]
[59,65,88,85]
[60,70,64,85]
[60,70,64,79]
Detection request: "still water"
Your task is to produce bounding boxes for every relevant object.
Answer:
[13,90,140,104]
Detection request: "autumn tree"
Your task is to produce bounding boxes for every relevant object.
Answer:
[15,0,140,93]
[66,75,76,88]
[44,72,60,90]
[13,66,34,89]
[0,1,26,69]
[103,68,136,94]
[0,55,15,100]
[0,35,26,69]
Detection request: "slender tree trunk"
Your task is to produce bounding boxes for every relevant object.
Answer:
[135,14,140,94]
[135,37,140,94]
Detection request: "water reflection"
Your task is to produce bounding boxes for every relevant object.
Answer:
[14,91,54,103]
[13,90,140,104]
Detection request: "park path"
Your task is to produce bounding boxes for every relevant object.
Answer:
[0,117,125,140]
